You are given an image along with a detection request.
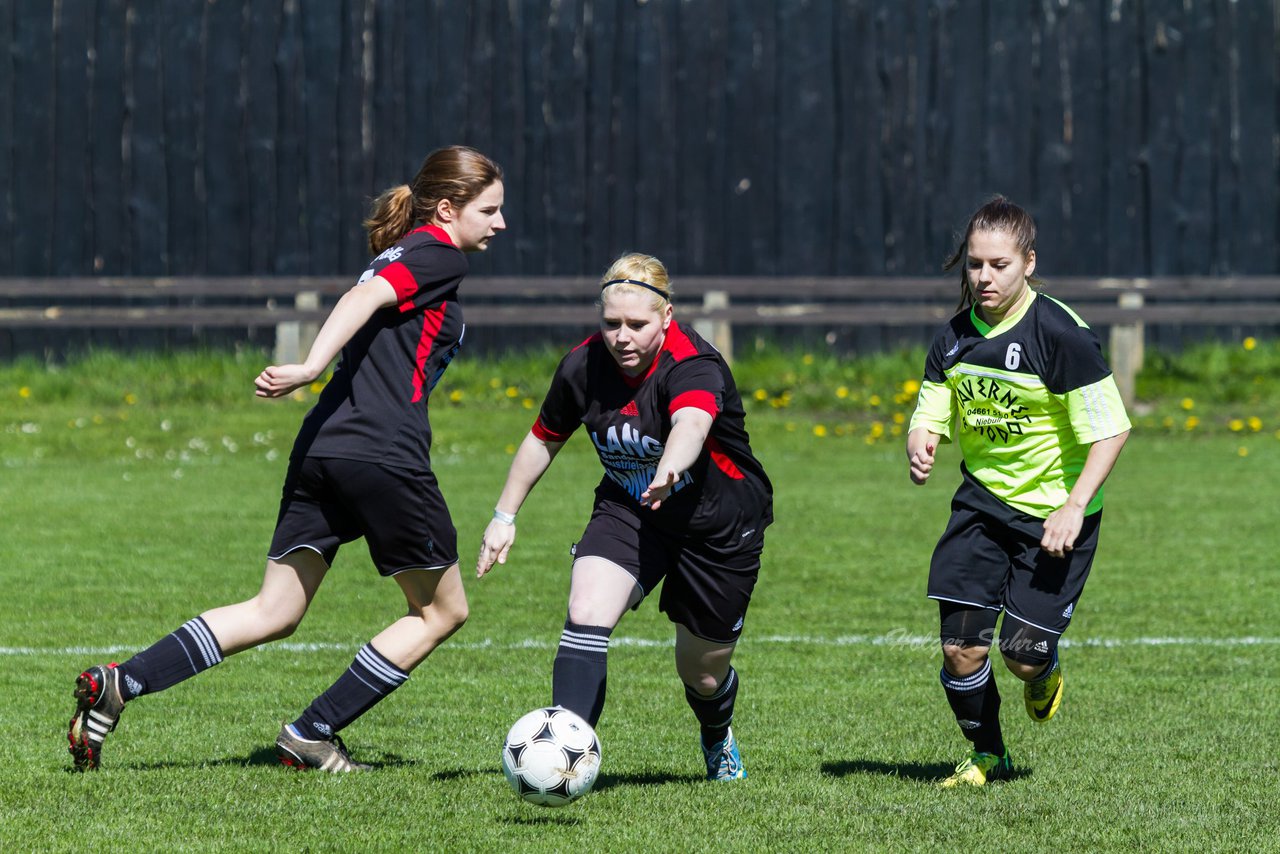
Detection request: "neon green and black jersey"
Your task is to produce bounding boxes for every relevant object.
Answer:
[908,290,1131,518]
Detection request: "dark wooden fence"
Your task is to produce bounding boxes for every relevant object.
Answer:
[3,0,1277,283]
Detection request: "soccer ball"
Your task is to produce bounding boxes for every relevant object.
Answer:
[501,706,602,807]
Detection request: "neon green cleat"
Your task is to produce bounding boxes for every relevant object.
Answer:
[1024,657,1063,723]
[939,749,1013,788]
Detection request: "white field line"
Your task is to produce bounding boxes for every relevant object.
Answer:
[4,633,1279,657]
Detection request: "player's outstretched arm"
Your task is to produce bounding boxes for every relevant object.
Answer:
[642,407,714,510]
[255,277,398,398]
[477,432,565,577]
[1041,429,1130,557]
[906,427,941,485]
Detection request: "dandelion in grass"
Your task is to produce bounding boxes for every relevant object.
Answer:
[489,377,502,389]
[1248,416,1263,432]
[449,389,463,403]
[1229,419,1244,433]
[309,381,325,394]
[836,386,849,399]
[869,422,884,439]
[1185,416,1199,431]
[506,386,519,398]
[813,424,827,438]
[124,393,137,405]
[802,354,815,365]
[892,412,905,425]
[869,394,882,407]
[1238,447,1250,457]
[902,378,921,395]
[1162,416,1174,429]
[522,397,535,409]
[1181,397,1195,411]
[505,443,516,454]
[753,388,768,402]
[18,386,30,399]
[1243,337,1257,351]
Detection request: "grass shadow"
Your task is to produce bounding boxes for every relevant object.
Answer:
[95,747,452,772]
[591,770,696,792]
[821,759,1033,784]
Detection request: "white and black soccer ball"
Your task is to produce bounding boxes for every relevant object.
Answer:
[501,706,602,807]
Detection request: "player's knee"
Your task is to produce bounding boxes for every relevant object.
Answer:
[998,622,1058,670]
[941,642,989,675]
[429,589,469,634]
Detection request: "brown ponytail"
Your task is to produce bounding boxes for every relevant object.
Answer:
[363,146,504,254]
[364,185,416,254]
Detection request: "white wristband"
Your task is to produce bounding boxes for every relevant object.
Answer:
[492,508,516,525]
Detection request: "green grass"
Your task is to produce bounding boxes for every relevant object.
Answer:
[2,351,1278,852]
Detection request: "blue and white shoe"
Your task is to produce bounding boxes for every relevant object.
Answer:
[701,727,746,780]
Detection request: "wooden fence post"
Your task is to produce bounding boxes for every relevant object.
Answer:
[693,290,733,362]
[273,291,320,365]
[1109,291,1145,407]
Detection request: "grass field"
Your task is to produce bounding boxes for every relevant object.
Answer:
[2,350,1278,852]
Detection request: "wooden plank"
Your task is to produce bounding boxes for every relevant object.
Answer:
[299,0,343,274]
[483,0,524,277]
[1177,0,1216,273]
[632,0,680,267]
[11,2,55,273]
[7,274,1280,301]
[1225,0,1276,272]
[581,0,622,274]
[929,0,985,265]
[127,4,168,275]
[544,0,588,273]
[777,0,837,274]
[673,0,729,274]
[6,299,1278,331]
[1143,0,1182,275]
[985,0,1034,203]
[336,0,374,272]
[724,0,778,274]
[369,0,407,197]
[51,0,94,274]
[157,2,205,275]
[1104,0,1147,276]
[273,0,308,274]
[244,0,282,272]
[833,0,882,274]
[0,1,12,273]
[202,0,247,274]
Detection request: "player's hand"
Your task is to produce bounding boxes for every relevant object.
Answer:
[641,468,679,510]
[477,518,516,577]
[255,364,316,398]
[1040,504,1084,558]
[907,442,936,485]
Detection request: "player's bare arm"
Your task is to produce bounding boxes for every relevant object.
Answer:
[255,277,398,398]
[906,427,941,485]
[1041,430,1130,557]
[478,433,565,577]
[642,407,714,510]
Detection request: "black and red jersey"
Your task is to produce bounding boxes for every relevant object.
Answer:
[532,321,773,539]
[291,224,467,472]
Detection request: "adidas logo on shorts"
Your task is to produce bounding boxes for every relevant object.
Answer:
[1061,603,1074,619]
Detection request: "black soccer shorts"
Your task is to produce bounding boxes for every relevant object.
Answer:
[269,456,458,575]
[927,475,1101,638]
[572,494,768,644]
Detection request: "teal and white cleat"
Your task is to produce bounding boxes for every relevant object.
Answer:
[701,727,746,780]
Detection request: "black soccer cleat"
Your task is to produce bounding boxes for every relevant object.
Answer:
[68,663,127,771]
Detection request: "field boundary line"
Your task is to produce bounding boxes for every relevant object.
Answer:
[5,633,1279,657]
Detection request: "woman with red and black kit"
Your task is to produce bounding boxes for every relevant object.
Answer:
[477,252,773,781]
[67,146,506,773]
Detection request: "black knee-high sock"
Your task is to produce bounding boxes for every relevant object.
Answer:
[685,667,739,747]
[551,620,612,727]
[291,644,408,740]
[940,658,1004,755]
[116,617,225,699]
